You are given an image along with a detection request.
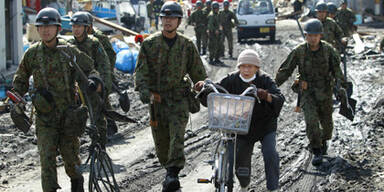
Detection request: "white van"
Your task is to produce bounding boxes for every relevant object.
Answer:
[236,0,276,42]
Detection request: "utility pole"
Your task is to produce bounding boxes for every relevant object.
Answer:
[0,1,5,71]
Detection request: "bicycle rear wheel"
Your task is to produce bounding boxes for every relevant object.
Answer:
[89,149,120,192]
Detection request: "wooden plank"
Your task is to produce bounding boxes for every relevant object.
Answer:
[352,33,365,54]
[93,16,139,36]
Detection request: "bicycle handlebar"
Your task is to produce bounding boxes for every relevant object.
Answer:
[196,79,260,103]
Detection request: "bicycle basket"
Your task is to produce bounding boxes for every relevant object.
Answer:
[207,93,255,135]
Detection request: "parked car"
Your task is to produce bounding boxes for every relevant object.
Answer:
[236,0,276,42]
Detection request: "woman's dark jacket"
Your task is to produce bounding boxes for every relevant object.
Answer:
[201,70,285,142]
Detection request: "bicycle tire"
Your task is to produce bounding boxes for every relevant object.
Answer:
[215,142,234,192]
[89,149,120,192]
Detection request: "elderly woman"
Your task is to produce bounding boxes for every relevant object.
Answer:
[195,49,285,192]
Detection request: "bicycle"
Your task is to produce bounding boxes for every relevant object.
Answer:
[57,46,120,192]
[83,125,120,192]
[196,80,258,192]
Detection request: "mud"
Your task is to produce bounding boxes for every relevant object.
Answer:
[0,19,383,192]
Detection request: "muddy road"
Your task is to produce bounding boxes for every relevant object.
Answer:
[0,19,383,192]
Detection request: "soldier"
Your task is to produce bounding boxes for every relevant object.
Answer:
[12,7,101,192]
[207,1,224,65]
[86,12,119,136]
[86,13,116,74]
[327,2,338,20]
[315,2,345,50]
[147,0,155,28]
[220,0,239,58]
[203,0,212,15]
[69,11,112,146]
[275,19,347,166]
[187,1,208,55]
[153,0,164,30]
[134,2,207,191]
[335,0,356,37]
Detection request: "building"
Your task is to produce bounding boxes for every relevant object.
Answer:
[0,0,23,73]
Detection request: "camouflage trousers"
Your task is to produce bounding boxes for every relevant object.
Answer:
[194,27,208,54]
[220,28,234,56]
[36,113,82,192]
[150,97,189,169]
[208,31,222,61]
[302,95,334,149]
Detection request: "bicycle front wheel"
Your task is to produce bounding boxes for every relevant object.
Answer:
[215,142,234,192]
[89,149,120,192]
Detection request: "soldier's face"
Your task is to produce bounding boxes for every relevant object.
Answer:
[305,34,322,46]
[328,13,335,19]
[37,25,60,42]
[239,64,259,79]
[341,4,347,9]
[161,16,179,32]
[316,11,327,21]
[72,24,87,38]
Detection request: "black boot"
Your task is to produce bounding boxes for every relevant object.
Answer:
[107,118,118,137]
[321,140,328,155]
[162,167,181,192]
[311,148,323,166]
[202,48,206,55]
[71,176,84,192]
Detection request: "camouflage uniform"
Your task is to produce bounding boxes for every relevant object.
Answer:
[92,28,116,74]
[275,41,346,149]
[203,6,212,49]
[335,7,356,37]
[13,39,97,192]
[207,10,222,62]
[147,1,155,26]
[188,8,208,54]
[68,36,112,147]
[219,9,238,57]
[380,38,384,51]
[134,32,207,169]
[321,17,344,50]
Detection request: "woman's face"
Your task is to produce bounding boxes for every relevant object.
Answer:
[239,64,259,79]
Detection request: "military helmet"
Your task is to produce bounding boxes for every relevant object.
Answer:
[70,11,91,26]
[206,0,212,6]
[223,0,230,7]
[315,2,327,12]
[327,2,337,14]
[304,18,323,34]
[35,7,62,26]
[86,12,94,24]
[212,1,219,9]
[341,0,348,5]
[160,1,183,18]
[196,1,203,7]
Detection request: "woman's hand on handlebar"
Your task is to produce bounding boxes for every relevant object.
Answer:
[194,81,205,92]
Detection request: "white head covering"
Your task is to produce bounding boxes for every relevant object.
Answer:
[236,49,261,68]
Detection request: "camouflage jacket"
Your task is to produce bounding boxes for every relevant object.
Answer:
[275,41,346,101]
[207,11,221,32]
[92,28,116,71]
[147,2,154,18]
[13,38,97,112]
[134,32,207,103]
[188,9,208,29]
[68,35,112,93]
[321,17,344,48]
[219,9,239,30]
[335,8,356,35]
[203,7,212,17]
